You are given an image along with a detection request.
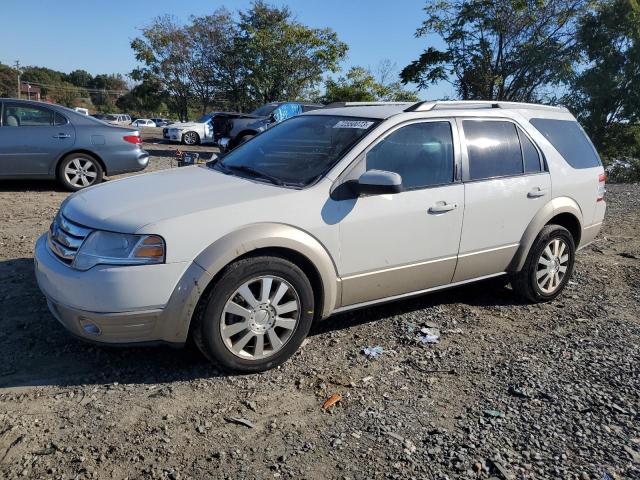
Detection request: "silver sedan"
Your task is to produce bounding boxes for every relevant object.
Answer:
[0,99,149,190]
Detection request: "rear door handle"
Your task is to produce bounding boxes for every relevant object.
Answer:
[527,188,547,198]
[429,202,457,213]
[52,133,71,139]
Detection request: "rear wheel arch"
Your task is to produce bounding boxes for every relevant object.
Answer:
[55,150,107,176]
[510,198,583,272]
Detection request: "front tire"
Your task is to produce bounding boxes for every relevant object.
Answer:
[192,256,315,373]
[182,131,200,145]
[237,134,255,147]
[512,224,575,302]
[57,153,103,191]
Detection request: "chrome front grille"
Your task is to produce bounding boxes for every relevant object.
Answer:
[47,213,93,265]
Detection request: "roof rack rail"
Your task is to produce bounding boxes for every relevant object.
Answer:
[324,101,414,108]
[404,100,568,113]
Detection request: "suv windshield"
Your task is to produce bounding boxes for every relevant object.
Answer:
[251,104,279,116]
[215,115,378,187]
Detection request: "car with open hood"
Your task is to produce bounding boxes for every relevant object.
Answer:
[216,102,322,151]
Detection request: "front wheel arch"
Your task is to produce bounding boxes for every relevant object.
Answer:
[190,247,325,335]
[192,224,339,320]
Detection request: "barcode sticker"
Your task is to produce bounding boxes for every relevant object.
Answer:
[333,120,374,129]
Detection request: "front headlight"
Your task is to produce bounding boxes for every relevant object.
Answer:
[73,231,165,271]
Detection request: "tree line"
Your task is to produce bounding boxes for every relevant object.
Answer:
[400,0,640,179]
[126,2,419,120]
[0,0,638,178]
[0,64,128,112]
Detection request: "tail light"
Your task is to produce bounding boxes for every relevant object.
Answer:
[597,173,606,202]
[123,135,142,145]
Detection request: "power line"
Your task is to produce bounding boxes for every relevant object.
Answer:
[21,80,129,95]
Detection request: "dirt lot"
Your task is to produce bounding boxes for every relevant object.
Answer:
[0,141,639,479]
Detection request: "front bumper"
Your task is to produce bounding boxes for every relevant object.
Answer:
[34,234,213,345]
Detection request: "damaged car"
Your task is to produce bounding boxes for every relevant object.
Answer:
[162,113,222,145]
[216,102,322,151]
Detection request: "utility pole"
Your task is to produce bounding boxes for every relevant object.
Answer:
[14,60,21,99]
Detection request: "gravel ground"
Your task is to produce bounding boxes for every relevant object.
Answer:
[0,141,638,479]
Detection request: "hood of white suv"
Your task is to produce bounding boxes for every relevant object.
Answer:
[62,166,293,233]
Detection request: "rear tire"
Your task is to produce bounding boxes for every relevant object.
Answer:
[57,153,103,191]
[192,256,314,373]
[512,224,575,302]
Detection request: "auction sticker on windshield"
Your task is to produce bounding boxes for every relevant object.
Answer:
[333,120,374,129]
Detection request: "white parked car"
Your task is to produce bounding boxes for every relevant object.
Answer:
[131,118,157,128]
[35,101,606,372]
[162,114,216,145]
[105,114,131,126]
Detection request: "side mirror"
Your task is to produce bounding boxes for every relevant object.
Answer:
[352,169,403,195]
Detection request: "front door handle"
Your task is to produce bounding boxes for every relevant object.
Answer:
[52,133,71,139]
[429,202,457,214]
[527,187,547,198]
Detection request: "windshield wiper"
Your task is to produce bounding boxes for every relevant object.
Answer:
[224,164,285,186]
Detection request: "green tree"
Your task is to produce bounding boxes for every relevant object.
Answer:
[570,0,640,163]
[0,63,18,97]
[116,78,168,116]
[188,9,240,114]
[131,15,194,120]
[66,69,93,88]
[88,73,128,108]
[322,65,420,104]
[401,0,588,101]
[235,1,348,109]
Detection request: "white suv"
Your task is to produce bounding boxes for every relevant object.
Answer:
[34,101,606,372]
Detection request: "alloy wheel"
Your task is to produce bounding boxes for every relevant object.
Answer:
[536,238,570,294]
[64,158,98,188]
[220,276,300,360]
[184,132,198,145]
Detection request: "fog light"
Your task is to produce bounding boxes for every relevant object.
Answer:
[79,319,101,336]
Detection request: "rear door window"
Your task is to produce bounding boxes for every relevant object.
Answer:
[529,118,601,169]
[2,104,54,127]
[463,120,523,180]
[517,127,542,173]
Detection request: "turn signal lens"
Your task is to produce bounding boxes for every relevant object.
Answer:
[133,235,165,259]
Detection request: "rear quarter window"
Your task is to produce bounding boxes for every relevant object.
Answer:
[529,118,601,169]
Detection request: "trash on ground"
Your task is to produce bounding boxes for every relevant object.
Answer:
[483,409,505,418]
[508,385,531,399]
[322,393,342,409]
[418,327,441,344]
[362,345,384,359]
[223,417,254,429]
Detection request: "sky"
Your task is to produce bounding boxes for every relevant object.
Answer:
[0,0,453,100]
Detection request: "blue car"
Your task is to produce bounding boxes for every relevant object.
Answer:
[0,99,149,190]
